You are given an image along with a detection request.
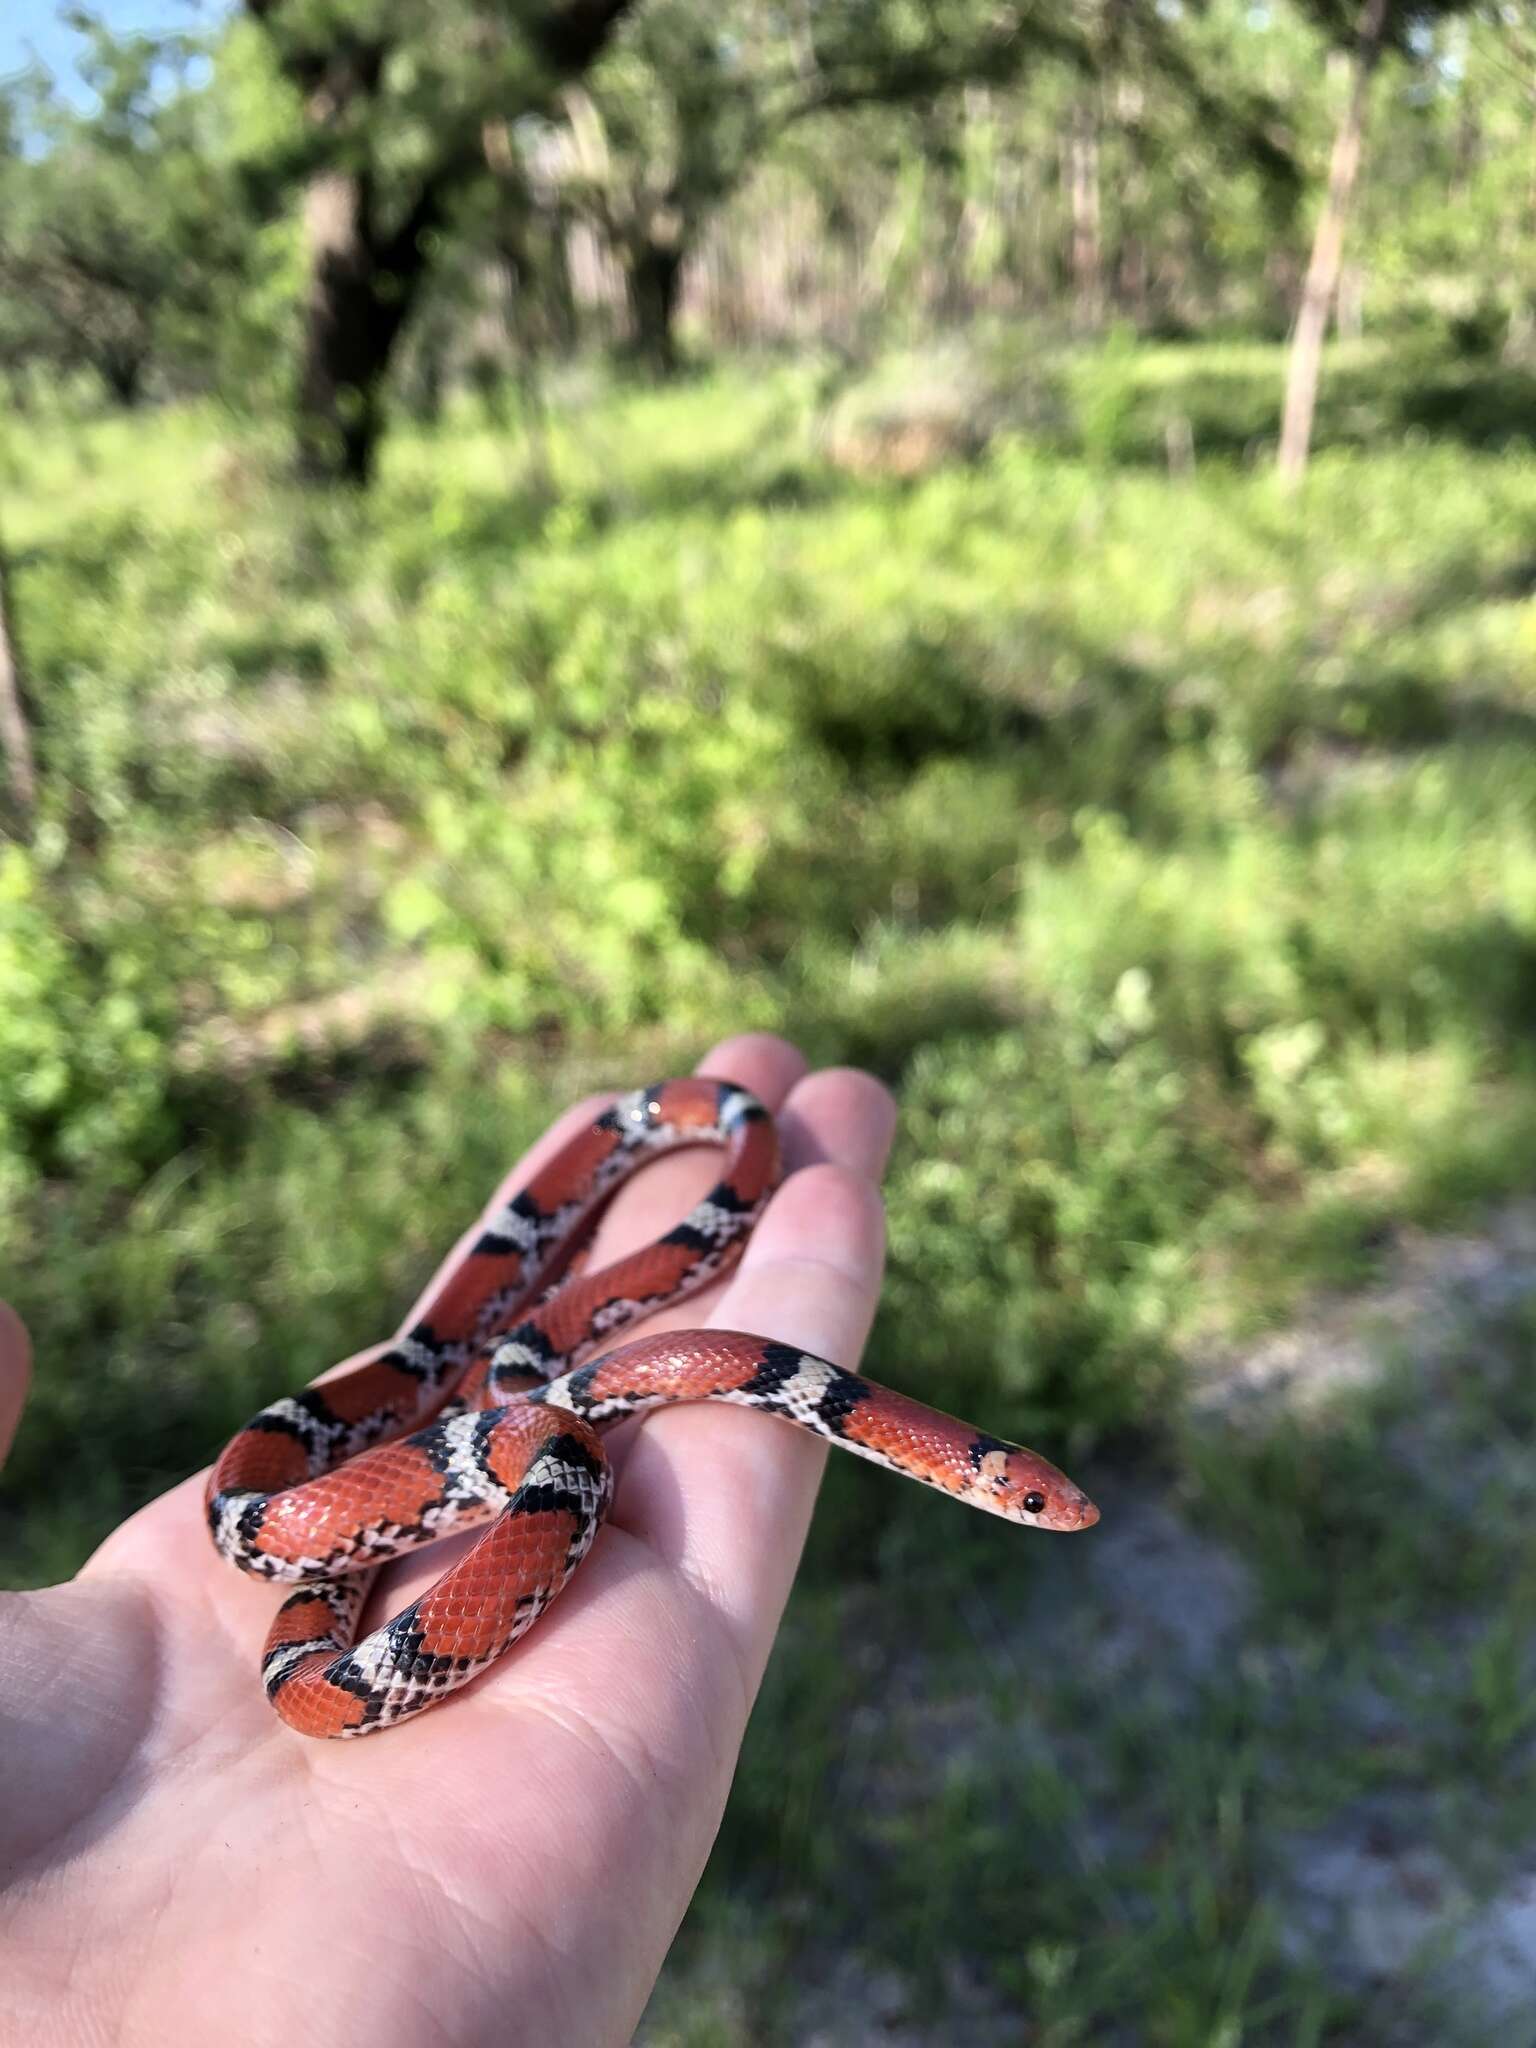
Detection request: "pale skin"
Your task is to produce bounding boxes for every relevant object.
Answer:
[0,1034,898,2048]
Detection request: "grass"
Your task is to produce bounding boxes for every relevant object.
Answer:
[6,336,1536,2039]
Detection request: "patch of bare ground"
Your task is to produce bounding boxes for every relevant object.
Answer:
[727,1207,1536,2042]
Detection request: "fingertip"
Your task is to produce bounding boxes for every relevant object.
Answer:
[695,1033,808,1113]
[778,1066,899,1181]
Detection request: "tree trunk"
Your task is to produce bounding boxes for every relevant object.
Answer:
[483,119,557,497]
[1118,236,1148,323]
[101,351,146,408]
[249,0,638,487]
[0,533,38,824]
[496,236,555,502]
[623,235,684,378]
[1277,0,1392,490]
[294,169,421,488]
[545,218,579,354]
[1449,27,1479,203]
[1068,106,1103,332]
[959,84,1003,305]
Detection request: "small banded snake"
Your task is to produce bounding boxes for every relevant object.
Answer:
[207,1079,1098,1738]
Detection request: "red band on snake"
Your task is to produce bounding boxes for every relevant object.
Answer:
[207,1079,1098,1739]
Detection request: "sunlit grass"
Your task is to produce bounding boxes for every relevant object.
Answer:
[7,339,1536,2039]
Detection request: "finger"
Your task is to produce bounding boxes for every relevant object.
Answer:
[777,1064,900,1179]
[0,1300,32,1471]
[613,1066,897,1690]
[699,1030,811,1105]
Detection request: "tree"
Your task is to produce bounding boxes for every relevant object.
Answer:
[1277,0,1485,487]
[538,0,1302,377]
[546,0,1091,377]
[0,24,253,406]
[1277,0,1393,486]
[242,0,639,486]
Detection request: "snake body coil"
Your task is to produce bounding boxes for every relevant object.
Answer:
[208,1079,1097,1738]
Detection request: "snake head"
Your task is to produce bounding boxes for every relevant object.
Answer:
[966,1438,1099,1531]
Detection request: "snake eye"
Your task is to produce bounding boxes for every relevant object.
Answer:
[1022,1490,1046,1516]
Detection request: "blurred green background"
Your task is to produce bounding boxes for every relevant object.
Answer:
[6,2,1536,2041]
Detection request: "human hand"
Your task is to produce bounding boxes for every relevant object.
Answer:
[0,1033,896,2048]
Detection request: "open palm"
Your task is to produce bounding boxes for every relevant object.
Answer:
[1,1035,896,2048]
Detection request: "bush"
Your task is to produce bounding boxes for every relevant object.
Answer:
[10,348,1536,1574]
[877,1029,1230,1451]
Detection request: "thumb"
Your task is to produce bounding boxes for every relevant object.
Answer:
[0,1301,32,1471]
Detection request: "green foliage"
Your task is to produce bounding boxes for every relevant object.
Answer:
[10,341,1536,1500]
[6,2,1536,2036]
[0,21,264,403]
[10,345,1536,2038]
[0,843,182,1193]
[880,1029,1222,1446]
